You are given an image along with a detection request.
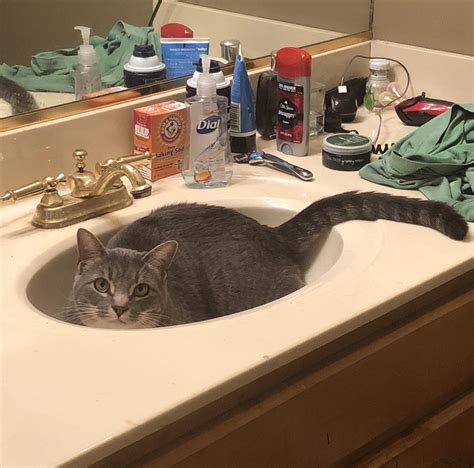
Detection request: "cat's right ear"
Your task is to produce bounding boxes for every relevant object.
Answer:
[76,228,106,274]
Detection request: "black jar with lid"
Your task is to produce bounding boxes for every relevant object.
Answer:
[322,133,372,171]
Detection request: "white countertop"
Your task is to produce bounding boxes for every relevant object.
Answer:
[1,109,473,467]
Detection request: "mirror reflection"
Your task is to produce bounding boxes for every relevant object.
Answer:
[0,0,371,119]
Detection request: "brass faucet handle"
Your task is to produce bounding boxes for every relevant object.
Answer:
[44,173,68,189]
[39,173,67,208]
[96,151,155,173]
[72,149,89,171]
[70,149,97,198]
[117,152,156,165]
[1,173,67,202]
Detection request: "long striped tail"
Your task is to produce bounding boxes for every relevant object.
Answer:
[276,191,468,254]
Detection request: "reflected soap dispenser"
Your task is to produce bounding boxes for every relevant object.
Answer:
[74,26,101,99]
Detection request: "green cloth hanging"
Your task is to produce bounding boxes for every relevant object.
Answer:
[359,103,474,221]
[0,22,161,93]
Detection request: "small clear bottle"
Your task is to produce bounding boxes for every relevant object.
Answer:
[182,55,232,188]
[309,81,325,138]
[74,26,101,99]
[366,59,390,107]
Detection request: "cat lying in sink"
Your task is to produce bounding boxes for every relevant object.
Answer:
[62,191,468,329]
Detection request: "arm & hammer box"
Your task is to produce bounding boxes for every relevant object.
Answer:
[133,100,188,181]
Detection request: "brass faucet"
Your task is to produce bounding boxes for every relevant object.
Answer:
[93,154,152,198]
[1,149,155,228]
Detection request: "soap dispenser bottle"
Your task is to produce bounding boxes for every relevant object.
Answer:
[185,57,230,102]
[182,55,232,188]
[74,26,101,99]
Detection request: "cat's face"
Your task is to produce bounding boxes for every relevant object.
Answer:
[66,229,178,329]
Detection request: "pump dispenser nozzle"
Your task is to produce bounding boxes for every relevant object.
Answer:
[75,26,90,45]
[196,55,217,98]
[75,26,97,66]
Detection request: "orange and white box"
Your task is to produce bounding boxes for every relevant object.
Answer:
[133,100,188,181]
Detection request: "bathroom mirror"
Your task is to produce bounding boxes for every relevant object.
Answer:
[0,0,372,129]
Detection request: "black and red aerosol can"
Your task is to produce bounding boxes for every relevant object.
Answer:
[275,47,311,156]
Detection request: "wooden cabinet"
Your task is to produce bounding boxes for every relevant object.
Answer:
[94,270,473,468]
[354,393,473,467]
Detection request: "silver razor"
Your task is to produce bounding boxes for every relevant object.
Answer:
[234,151,314,181]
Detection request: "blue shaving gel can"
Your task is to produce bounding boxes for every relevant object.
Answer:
[230,50,256,153]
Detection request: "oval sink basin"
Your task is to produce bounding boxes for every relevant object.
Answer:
[26,202,343,325]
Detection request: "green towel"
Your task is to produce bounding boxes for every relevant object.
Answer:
[359,103,474,221]
[0,21,161,93]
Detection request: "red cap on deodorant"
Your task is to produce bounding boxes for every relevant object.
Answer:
[275,47,311,79]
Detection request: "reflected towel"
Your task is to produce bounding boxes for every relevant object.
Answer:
[0,22,161,93]
[359,103,474,221]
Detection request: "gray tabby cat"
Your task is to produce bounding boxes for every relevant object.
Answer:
[63,191,468,329]
[0,76,39,115]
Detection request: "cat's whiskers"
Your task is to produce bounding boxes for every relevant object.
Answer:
[152,313,184,325]
[137,311,168,328]
[63,306,103,315]
[66,311,99,319]
[136,317,156,328]
[130,312,160,328]
[139,312,165,328]
[63,299,182,329]
[63,304,111,325]
[63,300,99,308]
[66,313,99,324]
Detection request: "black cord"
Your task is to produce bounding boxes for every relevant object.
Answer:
[372,143,394,155]
[340,55,411,145]
[148,0,163,27]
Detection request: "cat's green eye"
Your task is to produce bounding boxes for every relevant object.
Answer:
[94,277,110,293]
[133,283,150,297]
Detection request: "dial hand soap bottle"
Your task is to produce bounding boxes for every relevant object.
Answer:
[182,55,232,188]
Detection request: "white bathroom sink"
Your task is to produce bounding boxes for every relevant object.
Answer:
[26,202,344,323]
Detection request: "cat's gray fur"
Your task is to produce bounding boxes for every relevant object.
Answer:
[0,76,39,114]
[64,191,468,329]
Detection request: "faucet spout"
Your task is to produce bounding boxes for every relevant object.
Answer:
[93,163,151,198]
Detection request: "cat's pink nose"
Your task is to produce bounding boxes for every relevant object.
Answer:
[112,306,129,318]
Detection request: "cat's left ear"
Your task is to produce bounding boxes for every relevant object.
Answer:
[143,240,178,274]
[76,228,106,274]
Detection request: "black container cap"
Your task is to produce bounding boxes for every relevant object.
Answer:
[133,44,156,58]
[194,58,222,73]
